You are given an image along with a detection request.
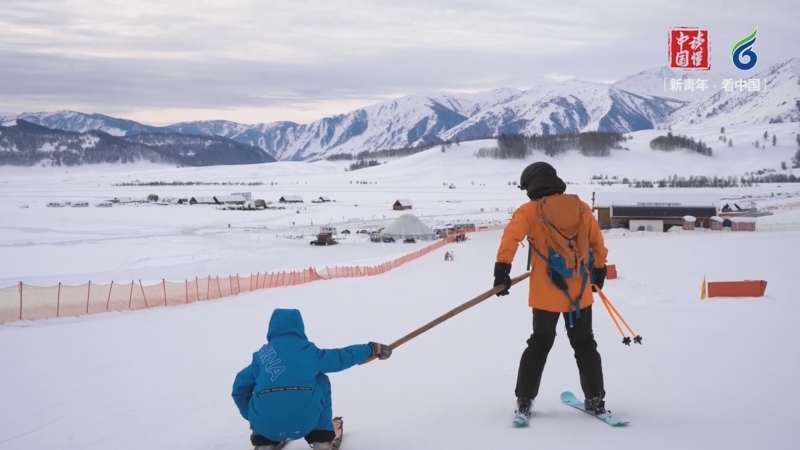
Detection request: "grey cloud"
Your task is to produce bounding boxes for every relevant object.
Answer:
[1,0,798,120]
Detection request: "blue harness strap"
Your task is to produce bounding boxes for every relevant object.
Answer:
[531,245,594,328]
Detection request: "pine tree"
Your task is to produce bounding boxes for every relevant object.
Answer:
[764,130,769,140]
[772,134,777,146]
[720,127,725,133]
[729,139,733,147]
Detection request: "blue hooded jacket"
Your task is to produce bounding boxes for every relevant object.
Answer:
[231,308,373,441]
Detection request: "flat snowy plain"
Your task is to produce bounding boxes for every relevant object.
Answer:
[1,124,799,450]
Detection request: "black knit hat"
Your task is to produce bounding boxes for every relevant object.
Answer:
[518,162,566,200]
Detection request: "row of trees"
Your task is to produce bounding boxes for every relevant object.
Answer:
[475,132,628,159]
[113,181,265,186]
[345,160,381,171]
[794,134,800,168]
[325,135,491,161]
[624,173,800,188]
[649,132,713,156]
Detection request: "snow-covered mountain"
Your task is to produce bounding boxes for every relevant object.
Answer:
[0,120,275,167]
[667,58,800,127]
[440,80,686,140]
[1,111,172,136]
[4,58,799,163]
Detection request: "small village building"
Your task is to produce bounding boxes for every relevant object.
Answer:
[682,215,696,230]
[189,196,218,205]
[96,202,113,207]
[393,199,413,210]
[214,195,247,205]
[279,195,304,203]
[47,202,66,207]
[72,202,89,207]
[254,199,267,209]
[729,216,757,231]
[710,216,724,230]
[592,190,719,232]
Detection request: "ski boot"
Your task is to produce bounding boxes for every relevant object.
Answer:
[308,442,334,450]
[513,396,532,427]
[584,397,606,415]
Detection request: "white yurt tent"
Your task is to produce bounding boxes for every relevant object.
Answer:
[381,213,436,241]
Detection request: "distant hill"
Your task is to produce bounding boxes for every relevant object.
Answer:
[0,120,275,167]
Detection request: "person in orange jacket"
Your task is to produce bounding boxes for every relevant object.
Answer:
[492,162,609,426]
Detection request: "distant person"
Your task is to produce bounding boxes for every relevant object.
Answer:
[231,308,392,449]
[491,162,609,427]
[444,251,450,261]
[449,250,454,261]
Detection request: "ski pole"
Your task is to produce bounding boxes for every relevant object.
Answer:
[594,285,642,345]
[361,272,531,364]
[596,289,628,344]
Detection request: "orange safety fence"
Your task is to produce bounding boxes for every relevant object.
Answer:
[0,224,507,324]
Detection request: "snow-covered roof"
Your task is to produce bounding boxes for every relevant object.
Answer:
[381,213,434,236]
[729,216,757,223]
[594,190,720,208]
[280,195,303,202]
[214,195,246,203]
[682,215,696,221]
[319,196,331,201]
[191,196,217,203]
[710,216,724,222]
[394,199,412,206]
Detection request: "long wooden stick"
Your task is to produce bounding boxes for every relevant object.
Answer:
[361,272,531,364]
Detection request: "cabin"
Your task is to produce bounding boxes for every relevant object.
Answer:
[279,195,304,203]
[96,202,113,207]
[47,202,66,207]
[72,202,89,207]
[393,199,413,210]
[729,216,756,231]
[214,195,247,205]
[189,196,218,205]
[593,190,719,232]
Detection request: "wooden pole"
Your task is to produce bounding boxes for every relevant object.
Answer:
[86,281,91,314]
[360,272,531,364]
[56,282,62,317]
[105,281,113,311]
[18,282,22,321]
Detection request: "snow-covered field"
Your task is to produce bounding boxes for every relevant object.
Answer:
[1,123,799,288]
[0,228,797,450]
[1,123,799,449]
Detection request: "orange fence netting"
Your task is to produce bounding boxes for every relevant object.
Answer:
[0,224,506,324]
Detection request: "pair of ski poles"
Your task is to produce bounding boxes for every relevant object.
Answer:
[593,284,642,346]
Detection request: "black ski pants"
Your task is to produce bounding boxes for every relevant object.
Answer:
[515,305,605,401]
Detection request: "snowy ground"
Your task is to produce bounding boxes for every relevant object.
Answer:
[2,122,800,287]
[0,229,797,450]
[0,123,799,449]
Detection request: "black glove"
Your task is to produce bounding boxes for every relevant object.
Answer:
[368,342,392,360]
[592,265,607,292]
[493,262,512,296]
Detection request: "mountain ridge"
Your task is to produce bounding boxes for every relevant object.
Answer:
[3,57,798,163]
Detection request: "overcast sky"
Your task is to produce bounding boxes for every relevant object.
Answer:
[0,0,797,125]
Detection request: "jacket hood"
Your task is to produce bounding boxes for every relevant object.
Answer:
[267,308,308,341]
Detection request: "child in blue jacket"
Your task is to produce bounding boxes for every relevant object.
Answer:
[232,308,392,450]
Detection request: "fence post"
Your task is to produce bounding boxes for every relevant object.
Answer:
[139,280,149,308]
[57,282,62,317]
[185,279,189,304]
[128,281,134,309]
[105,281,113,311]
[195,277,199,302]
[86,281,91,314]
[162,279,167,306]
[18,282,22,321]
[237,274,241,293]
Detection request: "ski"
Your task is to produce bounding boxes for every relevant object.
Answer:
[512,413,530,427]
[560,391,629,427]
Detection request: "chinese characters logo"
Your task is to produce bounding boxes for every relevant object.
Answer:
[731,27,758,71]
[669,27,709,70]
